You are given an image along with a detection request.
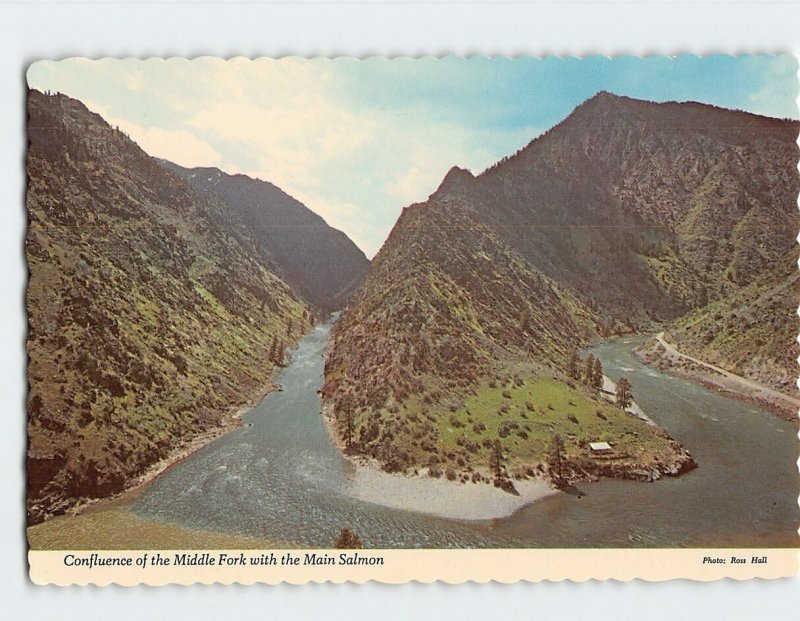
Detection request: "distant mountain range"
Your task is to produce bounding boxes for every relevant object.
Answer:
[324,92,798,478]
[25,90,367,522]
[162,162,369,312]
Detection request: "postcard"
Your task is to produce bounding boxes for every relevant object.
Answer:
[25,56,799,585]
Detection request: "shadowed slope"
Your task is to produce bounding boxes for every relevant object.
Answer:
[163,162,370,312]
[26,90,311,522]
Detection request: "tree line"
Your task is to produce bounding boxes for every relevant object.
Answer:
[269,310,316,366]
[566,348,633,410]
[567,349,603,393]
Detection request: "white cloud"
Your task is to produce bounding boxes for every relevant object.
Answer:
[745,58,799,119]
[33,58,540,257]
[83,99,223,169]
[130,126,223,169]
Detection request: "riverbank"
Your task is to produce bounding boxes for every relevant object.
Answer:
[27,505,294,550]
[30,344,299,535]
[320,390,696,520]
[636,334,798,424]
[600,375,655,426]
[349,466,555,521]
[28,370,291,550]
[321,401,557,520]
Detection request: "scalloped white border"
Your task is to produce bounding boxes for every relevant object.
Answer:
[27,549,800,585]
[22,54,800,586]
[5,11,800,621]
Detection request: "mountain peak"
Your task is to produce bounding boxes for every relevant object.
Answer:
[578,90,636,112]
[432,165,475,198]
[590,89,619,100]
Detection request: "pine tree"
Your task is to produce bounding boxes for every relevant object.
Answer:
[548,434,565,488]
[616,377,633,410]
[337,396,355,449]
[334,528,363,549]
[345,409,353,448]
[583,353,595,386]
[592,357,604,392]
[489,439,505,479]
[567,349,581,380]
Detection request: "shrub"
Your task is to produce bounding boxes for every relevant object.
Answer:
[498,421,520,438]
[448,414,465,428]
[334,529,364,549]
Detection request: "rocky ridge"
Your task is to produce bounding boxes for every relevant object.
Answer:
[26,90,314,522]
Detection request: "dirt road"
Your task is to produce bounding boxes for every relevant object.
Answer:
[655,332,800,409]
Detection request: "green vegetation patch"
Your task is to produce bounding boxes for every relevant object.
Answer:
[441,377,673,467]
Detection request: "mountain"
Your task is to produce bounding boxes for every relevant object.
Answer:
[324,92,797,482]
[26,90,312,523]
[162,162,370,312]
[664,257,799,394]
[324,195,599,417]
[434,92,799,332]
[323,198,691,484]
[432,92,799,391]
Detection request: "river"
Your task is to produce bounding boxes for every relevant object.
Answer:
[132,319,799,548]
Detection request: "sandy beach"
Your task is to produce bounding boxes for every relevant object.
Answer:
[322,401,557,520]
[347,466,556,521]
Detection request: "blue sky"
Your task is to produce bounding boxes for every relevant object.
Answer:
[28,55,798,257]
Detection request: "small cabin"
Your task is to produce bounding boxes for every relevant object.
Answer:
[588,441,613,453]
